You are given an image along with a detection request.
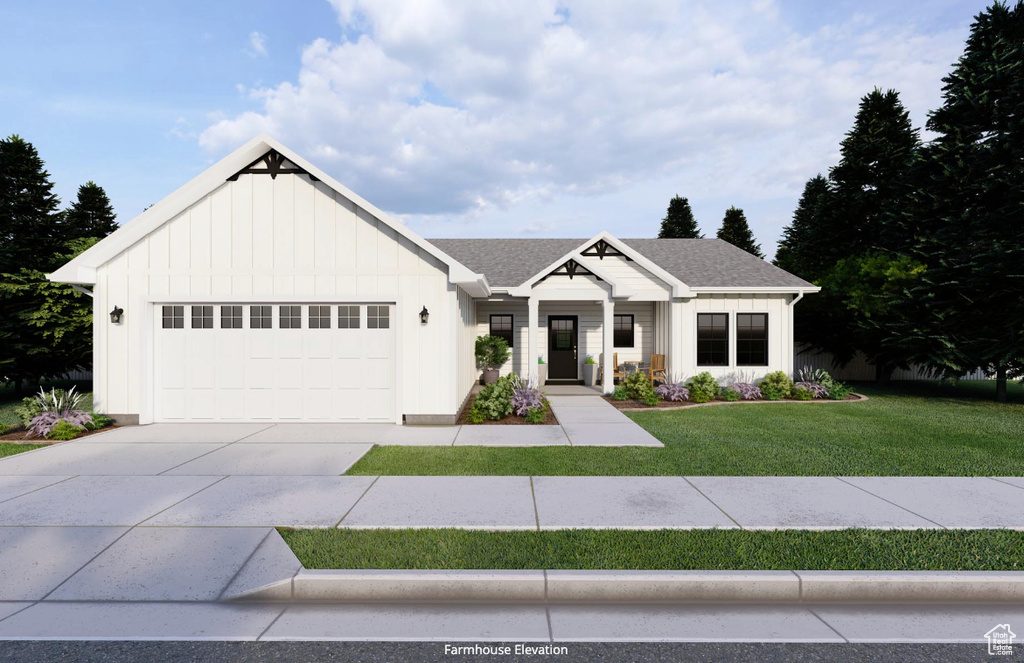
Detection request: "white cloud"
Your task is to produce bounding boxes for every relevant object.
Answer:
[248,31,267,56]
[201,1,969,250]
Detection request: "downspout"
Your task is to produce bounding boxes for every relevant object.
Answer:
[788,290,804,375]
[789,289,804,308]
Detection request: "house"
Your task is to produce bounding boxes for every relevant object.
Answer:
[48,135,818,425]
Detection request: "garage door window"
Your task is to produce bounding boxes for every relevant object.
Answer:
[309,305,331,329]
[280,305,302,329]
[338,305,360,328]
[221,305,243,329]
[367,305,389,329]
[191,305,213,329]
[250,306,272,329]
[161,305,184,329]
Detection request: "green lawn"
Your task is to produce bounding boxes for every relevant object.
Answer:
[348,381,1024,476]
[0,443,45,459]
[281,528,1024,570]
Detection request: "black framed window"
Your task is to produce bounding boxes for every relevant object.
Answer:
[338,305,360,329]
[367,305,389,329]
[280,305,302,329]
[161,305,184,329]
[220,305,242,329]
[191,305,213,329]
[736,313,768,366]
[309,305,331,329]
[697,313,729,366]
[489,314,514,347]
[250,305,272,329]
[613,314,634,348]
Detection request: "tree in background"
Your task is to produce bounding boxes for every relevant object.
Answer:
[774,175,834,281]
[0,135,63,273]
[658,195,703,238]
[786,89,923,382]
[715,206,763,258]
[0,136,104,393]
[63,181,117,238]
[892,1,1024,402]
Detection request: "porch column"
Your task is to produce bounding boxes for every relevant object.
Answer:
[602,296,614,394]
[528,296,539,384]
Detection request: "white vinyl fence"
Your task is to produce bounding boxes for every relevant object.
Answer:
[793,345,991,382]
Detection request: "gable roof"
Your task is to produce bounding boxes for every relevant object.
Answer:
[429,237,815,291]
[47,134,491,297]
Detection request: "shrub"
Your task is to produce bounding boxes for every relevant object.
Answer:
[475,335,511,370]
[525,406,546,424]
[28,410,93,438]
[16,387,83,427]
[794,381,828,399]
[472,374,516,420]
[760,371,794,399]
[721,387,740,401]
[85,413,112,430]
[467,404,486,424]
[729,382,762,400]
[47,420,85,441]
[622,372,656,401]
[655,382,690,402]
[687,372,720,403]
[791,386,813,401]
[611,386,629,401]
[825,379,852,400]
[511,383,544,417]
[760,383,786,401]
[796,366,831,384]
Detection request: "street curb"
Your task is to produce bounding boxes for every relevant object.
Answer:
[232,569,1024,603]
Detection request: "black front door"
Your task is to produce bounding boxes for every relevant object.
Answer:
[548,316,578,380]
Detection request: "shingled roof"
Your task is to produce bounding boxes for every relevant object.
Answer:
[428,237,814,289]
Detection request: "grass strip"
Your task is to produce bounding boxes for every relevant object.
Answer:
[0,443,45,459]
[280,528,1024,571]
[347,383,1024,476]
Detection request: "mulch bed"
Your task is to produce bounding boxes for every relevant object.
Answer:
[456,397,559,425]
[605,393,865,411]
[0,424,122,444]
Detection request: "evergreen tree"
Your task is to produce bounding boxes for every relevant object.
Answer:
[658,195,703,238]
[0,135,62,273]
[894,1,1024,401]
[715,206,763,258]
[829,88,921,255]
[63,181,117,238]
[774,175,833,280]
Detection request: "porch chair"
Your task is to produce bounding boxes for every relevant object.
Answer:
[648,353,667,385]
[598,352,627,386]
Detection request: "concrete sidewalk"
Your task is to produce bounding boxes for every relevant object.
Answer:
[3,473,1024,529]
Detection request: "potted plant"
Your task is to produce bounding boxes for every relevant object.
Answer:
[475,335,510,384]
[537,355,547,386]
[582,354,598,386]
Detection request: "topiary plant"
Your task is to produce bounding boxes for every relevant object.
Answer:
[760,371,794,399]
[475,335,511,370]
[687,371,720,403]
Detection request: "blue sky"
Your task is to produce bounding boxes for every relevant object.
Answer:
[1,0,988,257]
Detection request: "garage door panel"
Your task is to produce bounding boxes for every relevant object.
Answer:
[155,302,394,422]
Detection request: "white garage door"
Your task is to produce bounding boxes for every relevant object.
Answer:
[154,303,396,422]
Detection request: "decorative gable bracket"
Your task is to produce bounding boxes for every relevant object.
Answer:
[227,149,319,182]
[538,258,602,284]
[581,239,632,261]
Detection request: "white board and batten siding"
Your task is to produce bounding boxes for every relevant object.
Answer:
[665,294,794,384]
[93,172,462,423]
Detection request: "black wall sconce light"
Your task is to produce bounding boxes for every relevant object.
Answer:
[419,306,429,324]
[109,305,124,324]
